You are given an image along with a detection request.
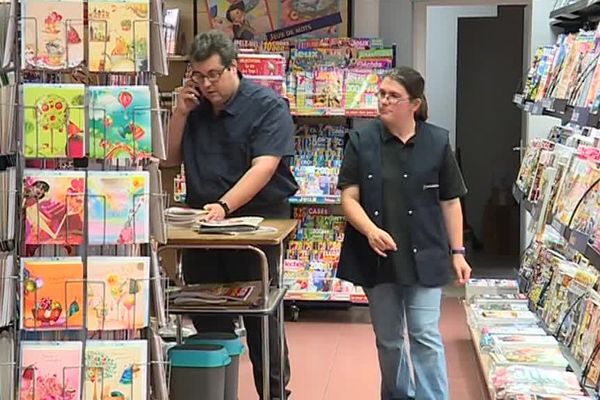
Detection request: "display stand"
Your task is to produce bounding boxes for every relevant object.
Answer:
[159,218,297,400]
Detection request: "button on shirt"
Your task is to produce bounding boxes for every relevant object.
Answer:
[338,125,467,286]
[182,77,298,210]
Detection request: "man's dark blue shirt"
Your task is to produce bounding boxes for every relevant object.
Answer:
[182,76,298,211]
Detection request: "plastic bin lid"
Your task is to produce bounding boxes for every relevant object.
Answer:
[168,344,231,368]
[185,332,245,356]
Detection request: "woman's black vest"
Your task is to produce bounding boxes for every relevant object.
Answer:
[337,119,454,288]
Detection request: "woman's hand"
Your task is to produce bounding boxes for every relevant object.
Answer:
[367,228,397,257]
[452,255,471,285]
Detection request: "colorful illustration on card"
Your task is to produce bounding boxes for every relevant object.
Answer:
[84,340,147,400]
[88,0,149,72]
[86,257,150,331]
[23,83,85,158]
[20,341,83,400]
[89,86,151,160]
[21,0,84,70]
[206,0,273,41]
[278,0,342,38]
[87,171,149,245]
[20,257,84,330]
[23,170,85,245]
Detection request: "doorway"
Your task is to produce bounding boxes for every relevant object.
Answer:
[456,5,525,273]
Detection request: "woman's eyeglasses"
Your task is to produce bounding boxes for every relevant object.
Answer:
[376,91,411,105]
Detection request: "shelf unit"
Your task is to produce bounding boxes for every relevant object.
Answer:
[513,184,600,271]
[550,0,600,29]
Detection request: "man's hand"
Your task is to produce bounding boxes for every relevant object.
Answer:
[367,228,397,258]
[203,203,226,221]
[452,255,471,285]
[175,81,201,116]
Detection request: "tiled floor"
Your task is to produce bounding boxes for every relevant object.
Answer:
[237,297,488,400]
[233,251,516,399]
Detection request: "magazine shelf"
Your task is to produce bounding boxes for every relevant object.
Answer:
[550,0,600,29]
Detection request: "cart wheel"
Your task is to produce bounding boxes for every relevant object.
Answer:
[290,304,300,322]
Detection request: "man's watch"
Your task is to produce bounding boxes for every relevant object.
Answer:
[450,247,466,255]
[216,200,230,216]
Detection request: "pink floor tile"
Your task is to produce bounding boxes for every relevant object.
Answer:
[236,299,485,400]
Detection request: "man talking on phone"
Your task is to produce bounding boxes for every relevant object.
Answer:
[164,30,296,399]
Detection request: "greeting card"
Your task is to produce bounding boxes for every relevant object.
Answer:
[20,257,84,330]
[84,340,147,400]
[20,341,83,400]
[87,171,149,244]
[206,0,273,41]
[88,0,149,72]
[21,0,84,70]
[23,83,85,158]
[87,257,150,330]
[23,169,86,245]
[89,86,152,160]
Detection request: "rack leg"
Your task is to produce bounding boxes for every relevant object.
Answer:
[279,300,286,400]
[262,314,270,400]
[176,315,183,344]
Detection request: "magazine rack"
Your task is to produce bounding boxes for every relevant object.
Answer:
[158,218,297,400]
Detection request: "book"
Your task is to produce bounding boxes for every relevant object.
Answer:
[88,0,150,72]
[19,341,83,400]
[87,171,150,245]
[23,169,86,245]
[89,85,152,160]
[344,69,381,117]
[20,257,84,330]
[21,0,84,70]
[163,8,180,55]
[22,83,85,158]
[86,257,150,331]
[84,340,148,400]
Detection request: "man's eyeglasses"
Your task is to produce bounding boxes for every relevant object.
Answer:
[376,91,411,105]
[190,67,228,84]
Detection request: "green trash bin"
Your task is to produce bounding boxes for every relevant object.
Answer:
[185,333,245,400]
[168,344,231,400]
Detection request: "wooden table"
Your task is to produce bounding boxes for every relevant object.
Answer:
[158,219,298,400]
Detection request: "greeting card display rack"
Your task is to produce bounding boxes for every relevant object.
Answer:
[0,0,174,398]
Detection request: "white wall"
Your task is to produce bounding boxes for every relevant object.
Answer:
[424,5,498,147]
[352,0,380,38]
[379,0,414,67]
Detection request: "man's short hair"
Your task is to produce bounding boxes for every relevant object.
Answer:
[188,30,238,66]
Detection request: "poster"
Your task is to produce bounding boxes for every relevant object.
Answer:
[206,0,274,40]
[274,0,344,40]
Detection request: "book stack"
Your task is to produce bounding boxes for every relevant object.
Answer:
[287,38,392,116]
[520,26,600,115]
[465,279,519,303]
[284,206,358,301]
[238,53,287,97]
[290,124,345,204]
[465,288,591,398]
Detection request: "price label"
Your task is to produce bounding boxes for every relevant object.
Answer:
[532,102,543,115]
[513,94,524,104]
[542,98,553,109]
[524,102,533,112]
